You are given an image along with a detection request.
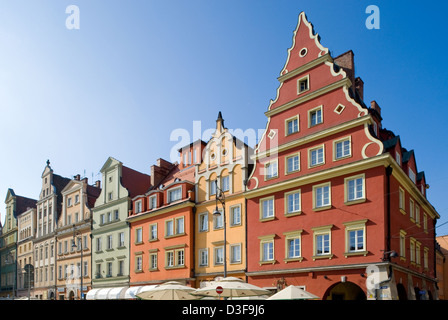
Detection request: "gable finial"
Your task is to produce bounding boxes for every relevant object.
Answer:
[46,159,50,166]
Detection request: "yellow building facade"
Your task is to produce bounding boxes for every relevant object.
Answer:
[194,113,253,288]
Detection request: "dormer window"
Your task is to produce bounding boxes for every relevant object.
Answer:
[396,152,401,166]
[135,200,142,214]
[409,168,416,184]
[297,75,310,94]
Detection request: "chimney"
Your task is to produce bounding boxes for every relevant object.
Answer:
[370,100,381,116]
[151,158,175,186]
[334,50,355,92]
[355,77,364,101]
[74,174,80,181]
[95,180,101,188]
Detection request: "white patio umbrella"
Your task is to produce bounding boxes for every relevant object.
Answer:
[136,281,199,300]
[192,277,270,299]
[267,285,319,300]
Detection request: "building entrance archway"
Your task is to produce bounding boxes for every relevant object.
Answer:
[323,281,366,300]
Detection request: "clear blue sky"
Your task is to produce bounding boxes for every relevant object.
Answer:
[1,1,448,235]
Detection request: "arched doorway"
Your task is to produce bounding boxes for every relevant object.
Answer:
[323,281,366,300]
[69,291,75,300]
[396,283,407,300]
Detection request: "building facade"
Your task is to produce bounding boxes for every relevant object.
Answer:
[1,189,37,298]
[91,157,151,296]
[56,175,101,300]
[244,12,439,300]
[33,160,71,300]
[195,113,253,287]
[16,206,37,298]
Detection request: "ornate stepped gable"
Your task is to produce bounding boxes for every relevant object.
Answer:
[247,12,383,191]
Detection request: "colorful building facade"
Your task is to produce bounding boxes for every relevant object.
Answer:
[244,12,439,300]
[195,113,253,287]
[56,175,101,300]
[91,157,151,296]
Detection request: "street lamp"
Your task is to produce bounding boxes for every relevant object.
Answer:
[72,225,83,300]
[212,180,227,278]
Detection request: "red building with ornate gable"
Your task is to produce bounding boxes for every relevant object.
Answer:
[244,12,439,300]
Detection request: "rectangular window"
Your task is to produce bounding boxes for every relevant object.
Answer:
[345,175,365,202]
[262,241,274,262]
[198,212,208,232]
[168,187,182,203]
[96,238,102,252]
[334,138,351,160]
[400,230,407,259]
[107,235,113,250]
[176,216,184,234]
[316,234,330,255]
[286,153,300,173]
[265,161,278,180]
[410,199,415,221]
[297,75,309,94]
[107,262,112,277]
[260,197,274,220]
[309,146,324,167]
[409,168,416,184]
[177,250,185,266]
[285,190,301,215]
[230,205,241,226]
[135,200,142,214]
[287,238,301,258]
[210,179,217,196]
[199,248,208,267]
[230,244,241,263]
[313,183,331,209]
[399,187,405,212]
[166,220,174,237]
[214,247,224,265]
[221,176,229,192]
[309,106,323,127]
[150,253,158,270]
[149,195,157,209]
[166,251,174,267]
[118,232,125,247]
[348,229,364,252]
[285,116,299,135]
[136,256,142,271]
[136,228,143,244]
[149,224,157,240]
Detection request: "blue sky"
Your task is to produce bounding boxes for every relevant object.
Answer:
[1,1,448,235]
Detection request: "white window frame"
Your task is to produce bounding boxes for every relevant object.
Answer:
[343,219,367,256]
[168,186,182,203]
[333,136,352,161]
[284,189,301,216]
[221,175,230,192]
[198,212,209,232]
[344,174,366,204]
[214,246,224,266]
[230,243,242,264]
[149,223,158,241]
[230,204,242,226]
[283,230,303,262]
[312,225,333,259]
[264,160,278,180]
[148,195,157,210]
[285,152,300,174]
[297,74,310,94]
[198,248,209,267]
[259,235,275,263]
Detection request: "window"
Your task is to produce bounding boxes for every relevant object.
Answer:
[108,192,113,201]
[410,199,415,221]
[415,205,420,225]
[259,234,275,264]
[114,209,119,220]
[177,250,184,266]
[136,228,143,244]
[221,176,229,192]
[399,230,407,260]
[396,152,401,165]
[199,248,208,267]
[198,212,208,232]
[168,187,182,203]
[285,116,299,136]
[96,238,102,252]
[345,175,365,203]
[135,200,142,214]
[68,197,72,207]
[284,230,302,261]
[264,161,278,180]
[166,220,174,237]
[285,190,301,215]
[313,183,331,210]
[343,219,367,255]
[308,106,323,127]
[213,210,223,230]
[107,235,113,250]
[316,234,330,255]
[230,244,241,263]
[286,153,300,174]
[297,75,309,94]
[135,256,143,271]
[149,195,157,209]
[424,247,429,269]
[261,241,274,262]
[309,145,325,167]
[312,225,333,259]
[107,262,112,277]
[118,260,124,276]
[334,137,351,160]
[150,253,158,270]
[416,241,421,266]
[409,168,416,184]
[175,216,184,234]
[166,251,174,267]
[214,247,224,265]
[149,224,157,241]
[230,205,241,226]
[118,232,125,247]
[75,195,79,204]
[260,197,274,220]
[399,187,405,213]
[410,238,416,263]
[210,179,217,196]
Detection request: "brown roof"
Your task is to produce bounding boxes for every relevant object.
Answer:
[121,166,152,198]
